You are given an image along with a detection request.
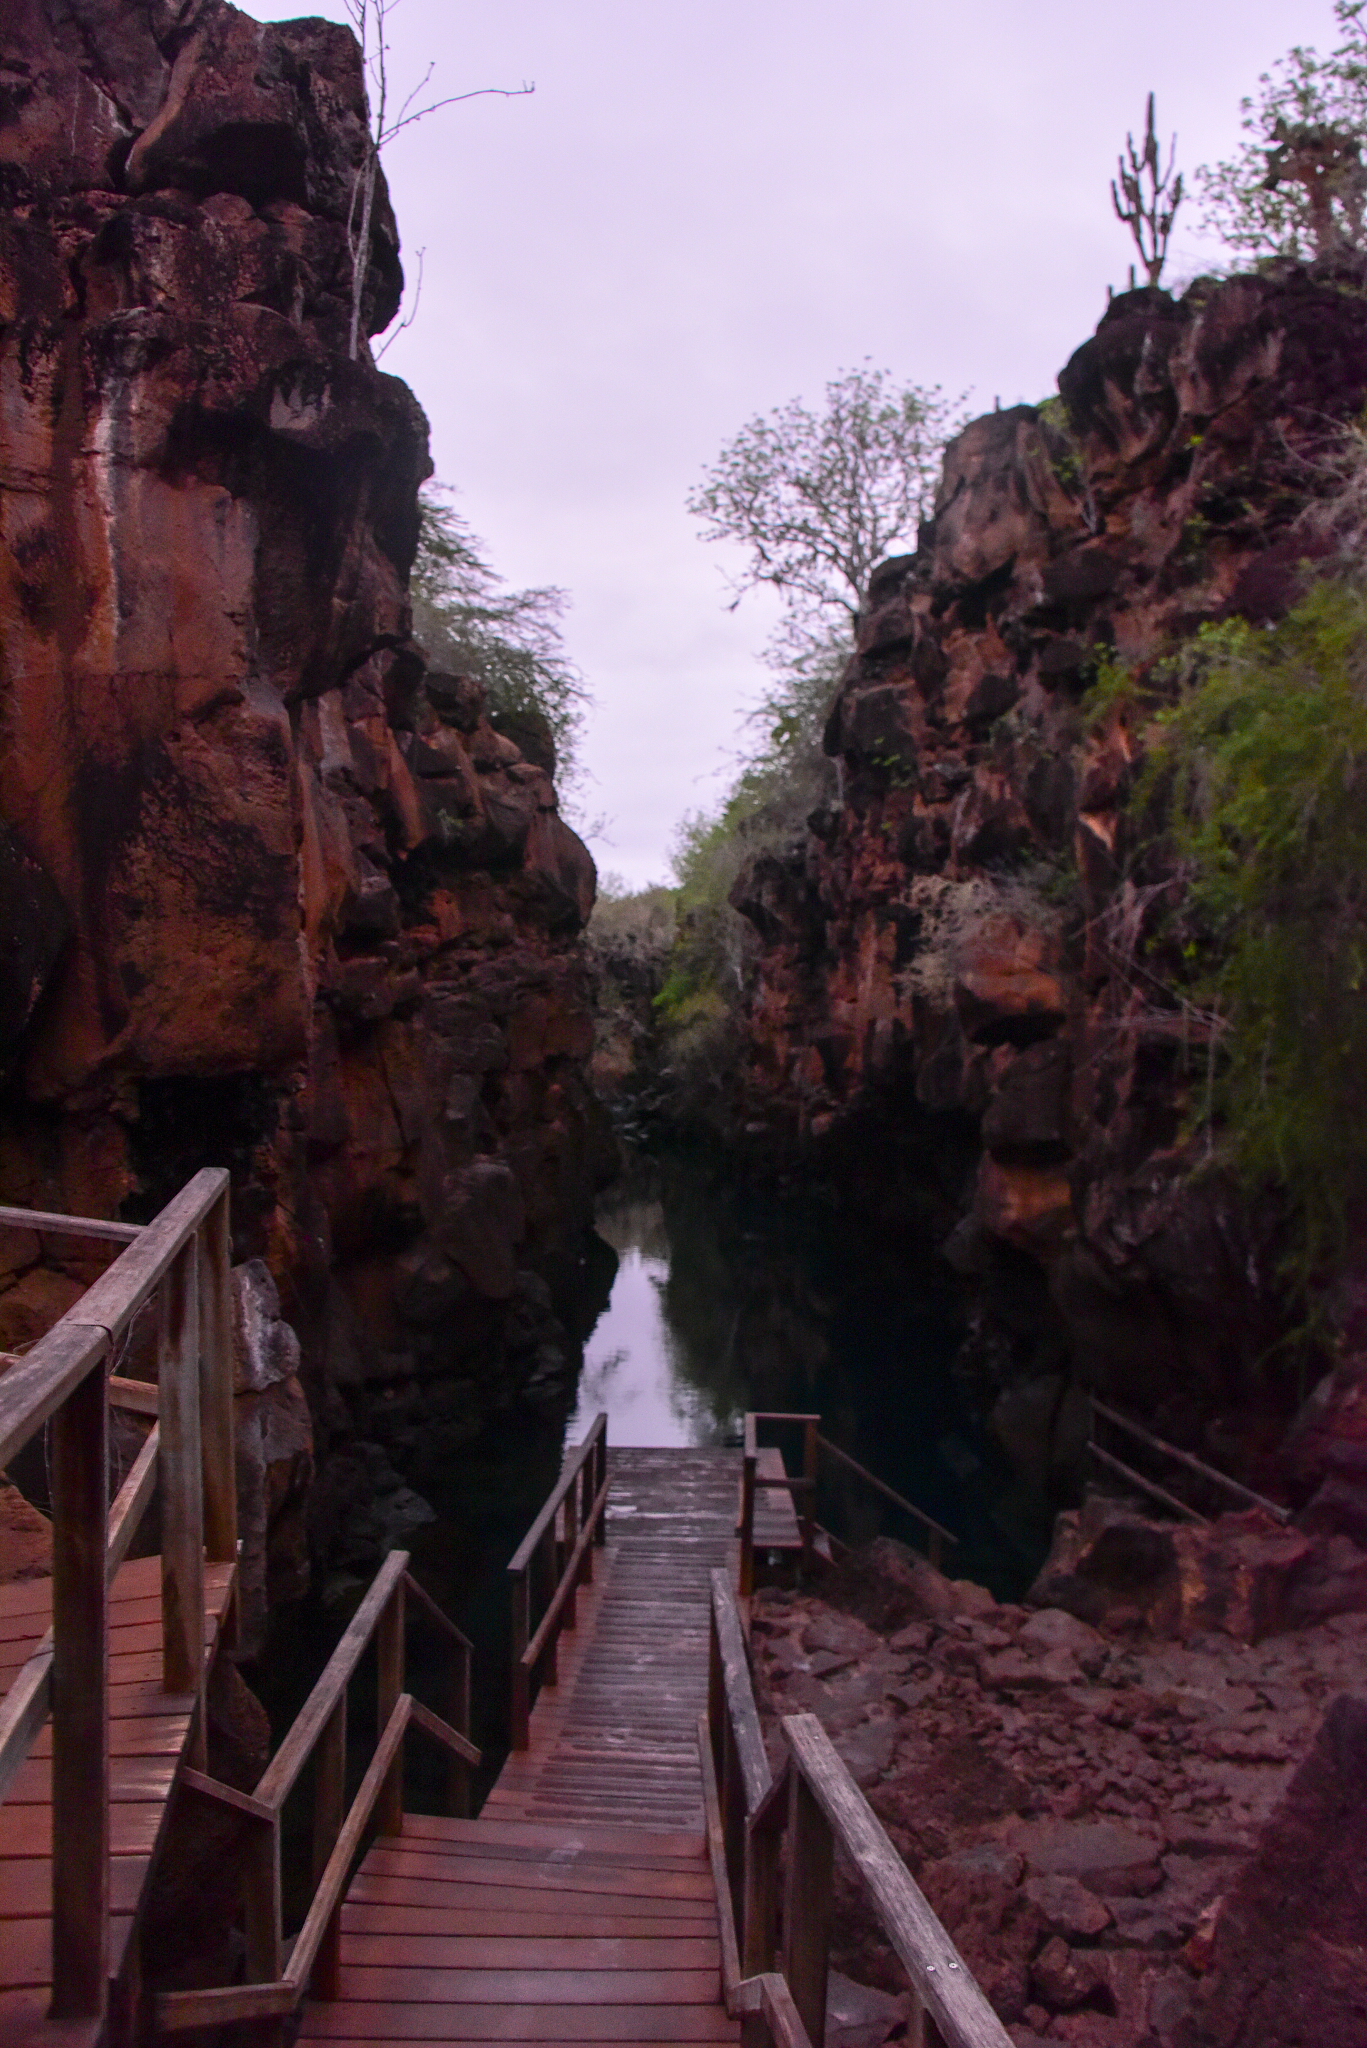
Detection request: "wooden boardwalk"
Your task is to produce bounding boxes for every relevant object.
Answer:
[296,1447,761,2048]
[0,1554,235,2045]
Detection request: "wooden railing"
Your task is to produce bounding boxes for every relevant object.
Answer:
[1088,1396,1292,1527]
[507,1412,609,1750]
[739,1412,958,1596]
[0,1168,235,2025]
[701,1569,1012,2048]
[157,1548,480,2035]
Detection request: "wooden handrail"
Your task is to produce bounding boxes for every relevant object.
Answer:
[0,1168,235,2025]
[816,1434,958,1550]
[704,1567,1010,2048]
[780,1714,1013,2048]
[1089,1441,1207,1524]
[256,1550,410,1808]
[508,1415,610,1750]
[157,1687,481,2034]
[0,1204,142,1242]
[1089,1396,1291,1524]
[740,1412,958,1591]
[507,1412,607,1574]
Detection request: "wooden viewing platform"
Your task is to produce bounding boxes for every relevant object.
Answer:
[0,1174,1008,2048]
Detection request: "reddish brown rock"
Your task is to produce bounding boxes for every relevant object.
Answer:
[1184,1693,1367,2046]
[729,271,1367,1456]
[0,0,612,1603]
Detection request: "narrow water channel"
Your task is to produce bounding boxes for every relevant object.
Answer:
[254,1144,1054,1859]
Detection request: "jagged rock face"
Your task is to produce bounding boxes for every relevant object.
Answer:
[0,0,611,1595]
[732,270,1367,1453]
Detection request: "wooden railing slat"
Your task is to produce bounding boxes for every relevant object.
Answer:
[49,1360,110,2021]
[520,1470,610,1673]
[0,1204,142,1242]
[106,1423,160,1580]
[55,1167,228,1343]
[255,1550,409,1809]
[1089,1396,1288,1522]
[0,1645,52,1805]
[507,1413,606,1575]
[708,1569,770,1813]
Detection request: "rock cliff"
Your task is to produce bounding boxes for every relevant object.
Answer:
[730,268,1367,1479]
[0,0,610,1640]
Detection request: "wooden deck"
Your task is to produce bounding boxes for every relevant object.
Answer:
[296,1447,753,2048]
[0,1554,235,2045]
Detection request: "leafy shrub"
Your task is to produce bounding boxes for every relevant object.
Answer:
[1133,583,1367,1275]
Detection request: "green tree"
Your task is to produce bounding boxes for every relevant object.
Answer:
[688,362,960,644]
[411,484,587,787]
[1132,581,1367,1280]
[1196,1,1367,261]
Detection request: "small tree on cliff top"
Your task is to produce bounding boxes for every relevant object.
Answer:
[343,0,531,359]
[1197,0,1367,261]
[411,484,588,786]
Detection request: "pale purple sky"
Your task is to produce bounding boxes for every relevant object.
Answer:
[251,0,1338,886]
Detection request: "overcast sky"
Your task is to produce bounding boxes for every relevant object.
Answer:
[251,0,1338,887]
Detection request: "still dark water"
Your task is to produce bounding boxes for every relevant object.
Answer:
[253,1145,1053,1863]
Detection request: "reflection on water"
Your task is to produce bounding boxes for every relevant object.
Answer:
[562,1148,1048,1599]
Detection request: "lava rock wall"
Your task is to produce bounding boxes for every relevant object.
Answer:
[0,0,612,1631]
[730,270,1367,1465]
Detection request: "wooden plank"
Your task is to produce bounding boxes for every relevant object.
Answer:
[358,1850,714,1902]
[48,1358,108,2020]
[107,1376,158,1416]
[336,1934,720,1969]
[296,2005,737,2042]
[782,1714,1014,2048]
[338,1901,714,1937]
[398,1814,707,1859]
[320,1967,722,2004]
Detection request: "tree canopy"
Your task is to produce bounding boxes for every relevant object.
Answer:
[410,485,587,788]
[1197,1,1367,260]
[687,363,962,645]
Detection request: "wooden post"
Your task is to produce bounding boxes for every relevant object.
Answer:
[540,1523,559,1687]
[739,1450,757,1598]
[49,1356,109,2021]
[198,1189,237,1566]
[450,1636,472,1817]
[376,1574,405,1837]
[243,1813,282,1984]
[783,1765,834,2048]
[159,1236,204,1705]
[594,1423,608,1544]
[562,1475,579,1631]
[802,1419,818,1575]
[509,1565,530,1751]
[311,1693,347,1998]
[579,1457,595,1584]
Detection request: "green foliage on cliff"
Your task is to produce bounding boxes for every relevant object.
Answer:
[1125,581,1367,1273]
[410,483,588,786]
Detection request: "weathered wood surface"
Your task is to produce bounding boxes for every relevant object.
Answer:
[488,1449,739,1831]
[295,1813,737,2047]
[0,1555,235,2039]
[752,1449,802,1555]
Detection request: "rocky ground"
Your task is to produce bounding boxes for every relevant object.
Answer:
[751,1535,1367,2046]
